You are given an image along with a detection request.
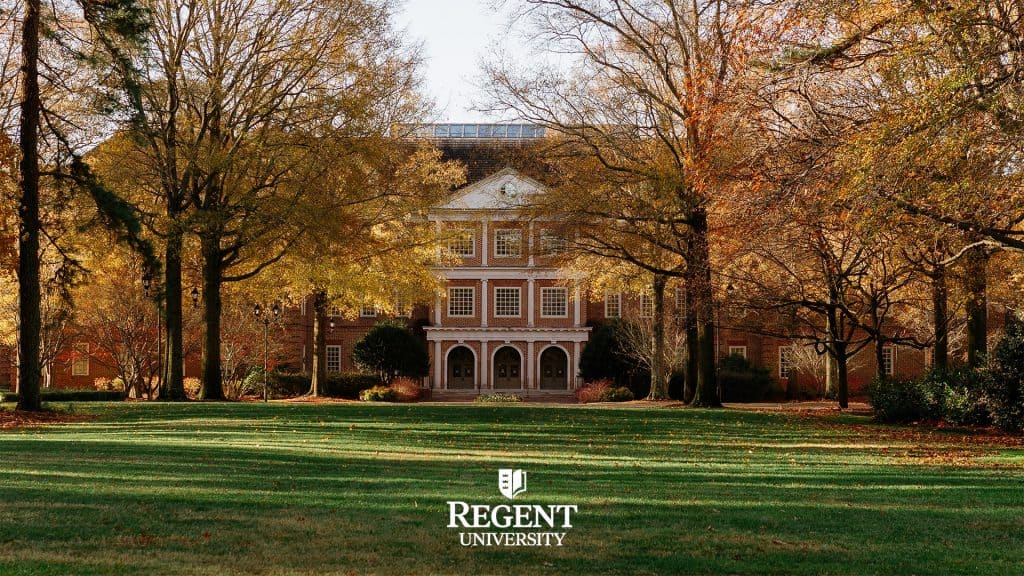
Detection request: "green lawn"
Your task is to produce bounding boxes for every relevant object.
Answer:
[1,402,1022,575]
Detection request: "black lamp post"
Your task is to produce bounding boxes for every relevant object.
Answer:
[254,302,281,402]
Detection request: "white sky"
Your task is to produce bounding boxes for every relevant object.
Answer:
[397,0,523,123]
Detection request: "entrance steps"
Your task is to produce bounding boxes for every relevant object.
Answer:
[428,389,577,403]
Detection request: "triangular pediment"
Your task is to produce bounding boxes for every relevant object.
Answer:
[435,168,545,210]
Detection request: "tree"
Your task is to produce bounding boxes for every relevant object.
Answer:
[352,321,429,384]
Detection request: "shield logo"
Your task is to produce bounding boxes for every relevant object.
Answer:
[498,469,527,500]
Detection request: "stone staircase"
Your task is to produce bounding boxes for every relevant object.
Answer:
[428,389,577,403]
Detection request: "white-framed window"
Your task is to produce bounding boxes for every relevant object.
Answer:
[639,293,654,318]
[541,287,568,318]
[326,345,342,373]
[447,229,475,257]
[359,304,378,318]
[882,345,896,376]
[779,346,795,379]
[71,342,90,376]
[674,287,685,318]
[448,287,475,317]
[494,229,522,258]
[728,345,748,359]
[395,298,410,317]
[540,231,567,256]
[493,287,521,317]
[604,292,621,319]
[329,306,342,317]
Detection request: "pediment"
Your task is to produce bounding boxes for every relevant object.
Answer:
[435,168,545,210]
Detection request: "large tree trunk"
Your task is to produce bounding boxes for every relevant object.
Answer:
[161,231,186,400]
[965,249,988,368]
[932,264,948,372]
[16,0,42,412]
[199,235,224,400]
[874,338,887,382]
[309,291,328,396]
[682,276,698,403]
[689,209,720,408]
[835,340,849,410]
[648,274,668,400]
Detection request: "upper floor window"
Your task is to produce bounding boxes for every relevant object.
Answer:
[540,231,567,256]
[541,288,568,318]
[728,345,748,359]
[779,346,795,379]
[448,287,475,317]
[494,287,521,317]
[639,293,654,318]
[395,298,410,317]
[447,229,475,257]
[604,292,621,319]
[359,304,378,318]
[71,342,89,376]
[494,229,522,258]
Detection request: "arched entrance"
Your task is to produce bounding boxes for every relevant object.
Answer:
[446,346,475,389]
[492,346,522,388]
[539,347,569,390]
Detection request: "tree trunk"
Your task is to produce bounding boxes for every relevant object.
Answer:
[682,276,698,403]
[199,235,224,400]
[874,338,886,382]
[161,231,186,400]
[309,291,328,396]
[16,0,42,412]
[689,209,720,408]
[648,275,668,400]
[835,340,849,409]
[966,249,988,368]
[932,264,948,372]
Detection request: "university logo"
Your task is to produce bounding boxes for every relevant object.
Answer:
[498,469,527,500]
[446,469,578,547]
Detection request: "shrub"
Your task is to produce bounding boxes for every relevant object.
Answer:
[575,380,634,403]
[93,377,124,392]
[323,373,380,399]
[389,377,425,402]
[986,320,1024,433]
[719,354,780,402]
[359,385,397,402]
[475,393,523,403]
[183,378,202,400]
[1,389,124,402]
[267,372,311,398]
[932,369,992,427]
[352,321,429,383]
[867,376,942,424]
[579,321,650,397]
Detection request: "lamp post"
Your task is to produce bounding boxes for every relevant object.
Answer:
[253,302,281,402]
[142,272,161,397]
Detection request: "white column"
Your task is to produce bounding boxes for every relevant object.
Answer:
[527,221,534,267]
[480,341,489,389]
[435,294,442,325]
[527,278,535,327]
[434,341,443,389]
[480,279,489,328]
[572,341,581,389]
[573,286,582,327]
[527,341,535,390]
[482,220,489,267]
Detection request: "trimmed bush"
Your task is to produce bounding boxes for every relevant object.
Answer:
[719,354,780,402]
[359,385,397,402]
[352,321,430,383]
[389,377,425,402]
[579,321,650,398]
[575,380,634,403]
[267,372,312,398]
[986,320,1024,433]
[323,373,380,399]
[606,386,635,402]
[475,393,523,403]
[867,376,941,424]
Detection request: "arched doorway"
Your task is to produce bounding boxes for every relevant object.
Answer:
[539,347,568,390]
[446,346,475,389]
[492,346,522,388]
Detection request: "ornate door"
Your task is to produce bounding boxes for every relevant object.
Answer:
[539,347,568,390]
[492,346,522,388]
[446,346,475,389]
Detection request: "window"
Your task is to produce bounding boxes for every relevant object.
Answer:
[541,287,568,318]
[728,345,748,359]
[447,229,475,257]
[359,304,377,318]
[395,298,410,317]
[675,287,685,318]
[540,231,567,256]
[326,345,342,373]
[494,287,521,317]
[329,306,342,317]
[494,229,522,258]
[71,342,89,376]
[779,346,795,379]
[448,287,474,317]
[639,293,654,318]
[604,292,621,318]
[882,346,896,376]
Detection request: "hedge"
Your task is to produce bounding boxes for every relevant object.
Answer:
[0,390,125,403]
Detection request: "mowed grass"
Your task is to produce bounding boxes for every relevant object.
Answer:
[1,402,1023,575]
